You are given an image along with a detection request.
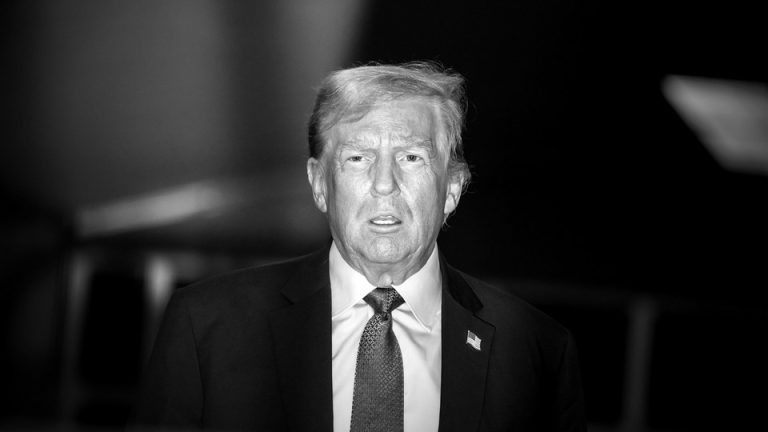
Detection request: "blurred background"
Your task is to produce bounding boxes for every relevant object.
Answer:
[2,0,766,431]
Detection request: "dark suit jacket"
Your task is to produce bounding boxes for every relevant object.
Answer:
[134,247,586,431]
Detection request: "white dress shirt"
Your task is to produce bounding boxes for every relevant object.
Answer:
[329,242,442,432]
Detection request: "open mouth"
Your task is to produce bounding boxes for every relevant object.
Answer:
[369,215,402,226]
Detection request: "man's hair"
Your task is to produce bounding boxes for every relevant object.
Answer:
[307,61,471,186]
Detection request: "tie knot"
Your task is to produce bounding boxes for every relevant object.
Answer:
[364,287,404,314]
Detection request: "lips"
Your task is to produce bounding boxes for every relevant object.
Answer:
[369,215,402,225]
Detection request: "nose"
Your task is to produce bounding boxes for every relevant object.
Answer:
[371,157,399,196]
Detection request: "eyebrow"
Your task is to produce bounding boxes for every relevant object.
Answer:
[341,136,434,149]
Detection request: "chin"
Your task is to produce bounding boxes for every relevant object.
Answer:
[364,237,409,264]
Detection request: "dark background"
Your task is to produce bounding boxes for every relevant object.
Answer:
[2,0,766,431]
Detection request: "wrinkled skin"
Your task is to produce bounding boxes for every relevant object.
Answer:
[307,98,464,287]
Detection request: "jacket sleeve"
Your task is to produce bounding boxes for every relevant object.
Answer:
[132,292,204,428]
[549,330,588,432]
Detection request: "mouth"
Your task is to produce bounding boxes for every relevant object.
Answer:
[369,215,402,226]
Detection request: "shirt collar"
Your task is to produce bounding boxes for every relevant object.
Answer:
[329,241,442,330]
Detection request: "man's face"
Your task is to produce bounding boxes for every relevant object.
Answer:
[307,98,463,282]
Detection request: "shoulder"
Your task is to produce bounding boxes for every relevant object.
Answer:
[171,248,327,315]
[452,267,572,346]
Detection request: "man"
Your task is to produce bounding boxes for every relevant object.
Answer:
[135,62,587,431]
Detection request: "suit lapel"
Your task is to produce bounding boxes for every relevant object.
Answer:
[265,247,494,432]
[268,248,334,432]
[438,259,495,432]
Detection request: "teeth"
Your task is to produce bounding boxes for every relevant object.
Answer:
[372,219,396,225]
[371,217,400,225]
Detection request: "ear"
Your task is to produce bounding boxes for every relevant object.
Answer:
[443,171,464,215]
[307,157,328,213]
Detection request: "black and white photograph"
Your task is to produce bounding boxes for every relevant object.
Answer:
[2,1,766,431]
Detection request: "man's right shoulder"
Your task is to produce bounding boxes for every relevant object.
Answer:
[171,247,329,314]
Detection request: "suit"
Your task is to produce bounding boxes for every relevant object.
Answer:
[135,246,586,431]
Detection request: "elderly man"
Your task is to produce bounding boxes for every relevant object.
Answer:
[135,62,587,432]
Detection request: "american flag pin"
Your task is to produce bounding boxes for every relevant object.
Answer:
[466,330,482,351]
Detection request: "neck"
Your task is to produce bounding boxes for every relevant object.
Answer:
[341,244,435,287]
[358,265,413,287]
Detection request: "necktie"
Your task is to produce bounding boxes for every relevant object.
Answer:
[350,287,405,432]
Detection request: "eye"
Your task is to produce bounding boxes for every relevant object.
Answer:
[347,155,364,162]
[405,154,422,162]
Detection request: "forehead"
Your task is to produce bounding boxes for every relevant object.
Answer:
[330,98,443,149]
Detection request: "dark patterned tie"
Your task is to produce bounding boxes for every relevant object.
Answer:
[350,287,405,432]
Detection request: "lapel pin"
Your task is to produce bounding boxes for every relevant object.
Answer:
[466,330,482,351]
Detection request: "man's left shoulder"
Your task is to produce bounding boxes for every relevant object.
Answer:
[452,268,573,345]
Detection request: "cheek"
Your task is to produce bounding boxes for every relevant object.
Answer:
[330,175,366,218]
[407,176,446,220]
